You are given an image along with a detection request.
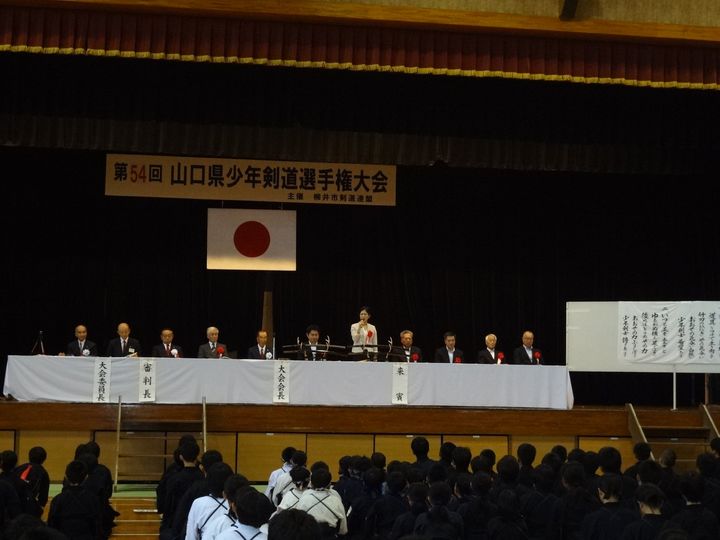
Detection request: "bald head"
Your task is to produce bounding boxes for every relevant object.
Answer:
[74,325,87,340]
[117,323,131,339]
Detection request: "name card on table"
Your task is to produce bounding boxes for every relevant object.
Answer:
[139,359,156,402]
[92,358,111,403]
[273,360,290,403]
[391,363,409,405]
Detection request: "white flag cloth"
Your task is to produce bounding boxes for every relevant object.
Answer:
[207,209,296,271]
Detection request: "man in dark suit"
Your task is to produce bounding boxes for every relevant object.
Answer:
[511,330,543,364]
[477,333,504,364]
[197,326,227,358]
[394,330,423,362]
[105,322,142,357]
[298,325,325,361]
[247,329,272,359]
[66,324,98,357]
[433,331,466,363]
[151,328,183,358]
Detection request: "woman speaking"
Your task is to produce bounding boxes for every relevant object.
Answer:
[351,306,378,354]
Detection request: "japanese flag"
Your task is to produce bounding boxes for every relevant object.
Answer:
[207,209,296,271]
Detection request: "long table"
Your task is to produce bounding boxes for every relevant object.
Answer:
[4,355,574,409]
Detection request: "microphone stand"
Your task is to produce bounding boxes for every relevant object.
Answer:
[31,330,45,355]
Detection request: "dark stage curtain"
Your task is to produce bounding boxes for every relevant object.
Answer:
[1,52,719,175]
[1,146,719,406]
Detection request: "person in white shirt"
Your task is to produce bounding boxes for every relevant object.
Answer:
[275,468,310,513]
[273,451,307,507]
[351,306,378,356]
[216,489,274,540]
[264,447,295,502]
[202,474,251,540]
[185,463,233,540]
[295,468,348,536]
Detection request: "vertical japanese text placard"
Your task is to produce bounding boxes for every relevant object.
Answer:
[391,363,409,405]
[273,360,290,403]
[139,359,156,403]
[92,358,111,403]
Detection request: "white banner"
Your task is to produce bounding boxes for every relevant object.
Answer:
[92,358,111,403]
[139,359,156,402]
[273,360,290,403]
[618,301,720,364]
[391,362,409,405]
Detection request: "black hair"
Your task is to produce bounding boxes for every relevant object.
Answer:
[442,331,456,340]
[234,489,275,528]
[0,450,18,472]
[451,447,472,472]
[636,483,665,509]
[633,442,652,461]
[517,443,536,467]
[282,446,297,462]
[290,467,310,487]
[201,450,224,471]
[371,452,386,470]
[440,441,456,462]
[223,474,250,501]
[359,306,372,315]
[637,460,663,485]
[268,508,321,540]
[678,471,704,503]
[179,440,201,463]
[386,470,407,495]
[305,325,320,334]
[597,446,622,474]
[480,448,496,466]
[28,447,47,465]
[597,473,623,500]
[65,460,88,485]
[696,452,718,477]
[207,462,234,497]
[551,445,568,463]
[407,482,429,505]
[560,461,585,489]
[311,467,332,489]
[291,450,307,467]
[411,437,430,457]
[567,448,586,463]
[84,441,101,458]
[497,455,520,483]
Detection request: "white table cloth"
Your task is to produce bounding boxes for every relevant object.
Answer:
[4,355,574,409]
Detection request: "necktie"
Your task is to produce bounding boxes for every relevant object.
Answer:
[122,340,127,354]
[260,347,264,357]
[166,344,171,355]
[211,343,215,352]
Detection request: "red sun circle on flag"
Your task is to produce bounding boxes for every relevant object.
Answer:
[233,221,271,258]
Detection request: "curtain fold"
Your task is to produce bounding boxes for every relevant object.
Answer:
[2,5,720,89]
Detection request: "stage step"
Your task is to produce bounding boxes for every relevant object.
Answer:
[111,498,160,539]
